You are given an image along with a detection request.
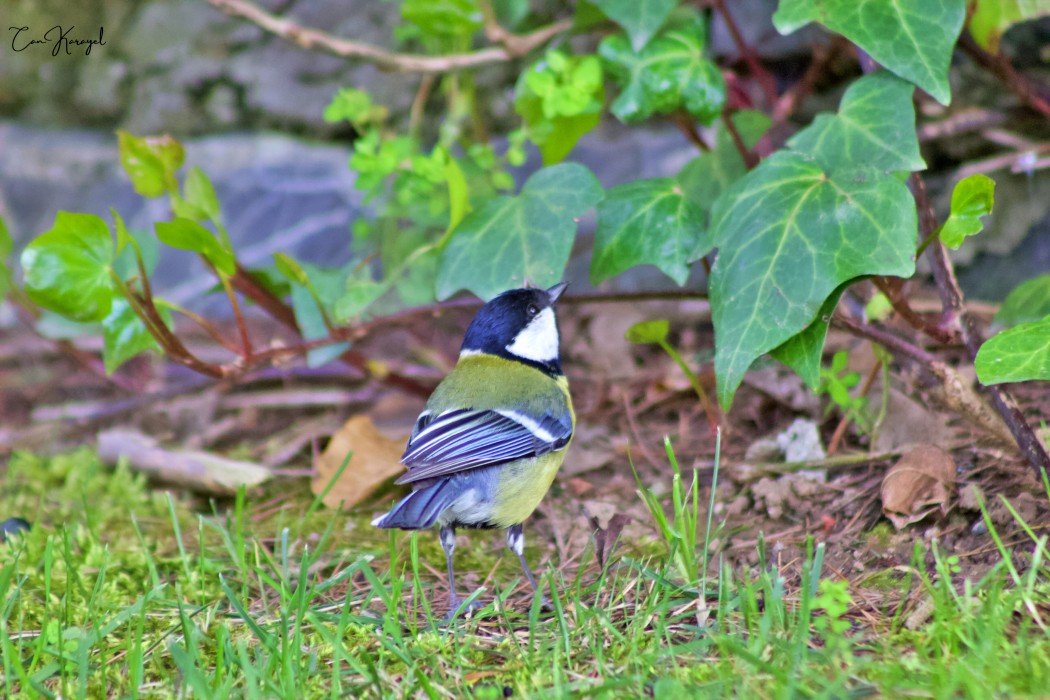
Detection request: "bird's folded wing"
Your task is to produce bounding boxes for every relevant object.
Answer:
[395,407,572,484]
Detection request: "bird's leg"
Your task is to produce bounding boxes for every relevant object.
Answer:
[440,524,481,619]
[506,524,551,608]
[440,524,462,617]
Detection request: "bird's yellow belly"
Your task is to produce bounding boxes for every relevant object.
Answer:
[489,451,567,527]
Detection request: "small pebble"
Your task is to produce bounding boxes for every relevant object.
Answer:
[0,517,31,543]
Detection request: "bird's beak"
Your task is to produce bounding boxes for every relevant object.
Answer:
[546,282,569,304]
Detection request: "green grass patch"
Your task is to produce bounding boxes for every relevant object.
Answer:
[2,447,1049,698]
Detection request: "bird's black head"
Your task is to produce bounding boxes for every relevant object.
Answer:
[460,282,568,375]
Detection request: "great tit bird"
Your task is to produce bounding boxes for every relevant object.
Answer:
[372,282,574,616]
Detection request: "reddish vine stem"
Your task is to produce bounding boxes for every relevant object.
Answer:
[227,264,432,396]
[771,37,847,124]
[871,276,958,345]
[957,34,1050,118]
[672,111,711,151]
[832,312,941,367]
[709,0,778,108]
[722,107,759,168]
[910,173,1050,474]
[826,359,882,456]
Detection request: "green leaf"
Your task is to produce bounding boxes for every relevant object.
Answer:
[183,168,221,223]
[677,111,770,210]
[994,275,1050,329]
[939,174,995,249]
[112,220,160,282]
[865,291,894,322]
[591,178,706,286]
[787,72,926,173]
[21,211,115,322]
[770,287,846,388]
[117,131,184,198]
[402,0,483,38]
[0,216,12,258]
[492,0,529,29]
[445,157,471,238]
[515,52,605,165]
[596,0,679,51]
[773,0,966,105]
[574,0,608,30]
[625,319,670,344]
[155,219,236,276]
[333,277,388,322]
[102,297,168,374]
[285,262,354,367]
[975,317,1050,384]
[709,152,916,408]
[273,252,310,286]
[437,163,603,300]
[323,88,388,127]
[600,13,725,124]
[969,0,1050,53]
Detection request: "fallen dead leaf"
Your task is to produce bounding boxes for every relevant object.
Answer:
[584,501,629,570]
[313,415,407,510]
[881,444,957,529]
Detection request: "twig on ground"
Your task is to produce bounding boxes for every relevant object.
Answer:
[207,0,572,74]
[98,428,272,495]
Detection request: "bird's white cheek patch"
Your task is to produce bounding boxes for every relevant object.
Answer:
[505,308,559,363]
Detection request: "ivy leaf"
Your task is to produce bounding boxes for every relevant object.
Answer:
[678,110,771,210]
[155,218,236,276]
[0,217,11,302]
[591,178,706,286]
[625,319,670,344]
[773,0,966,106]
[770,286,847,389]
[787,71,926,173]
[102,297,170,374]
[402,0,483,38]
[939,174,995,249]
[183,167,222,223]
[600,13,725,124]
[287,262,351,368]
[445,157,471,237]
[0,216,11,258]
[21,211,115,322]
[975,317,1050,385]
[515,52,605,165]
[994,275,1050,329]
[117,131,184,198]
[709,153,916,408]
[969,0,1050,53]
[437,163,603,300]
[595,0,679,51]
[111,216,160,281]
[273,252,310,287]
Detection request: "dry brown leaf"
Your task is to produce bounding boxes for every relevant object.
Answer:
[313,415,406,510]
[881,444,957,529]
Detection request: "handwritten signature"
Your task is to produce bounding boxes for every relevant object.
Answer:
[9,25,106,56]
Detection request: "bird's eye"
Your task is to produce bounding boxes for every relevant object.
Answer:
[526,304,539,316]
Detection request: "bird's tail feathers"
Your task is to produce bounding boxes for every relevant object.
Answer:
[371,480,456,530]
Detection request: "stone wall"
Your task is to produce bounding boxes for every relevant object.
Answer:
[3,0,421,135]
